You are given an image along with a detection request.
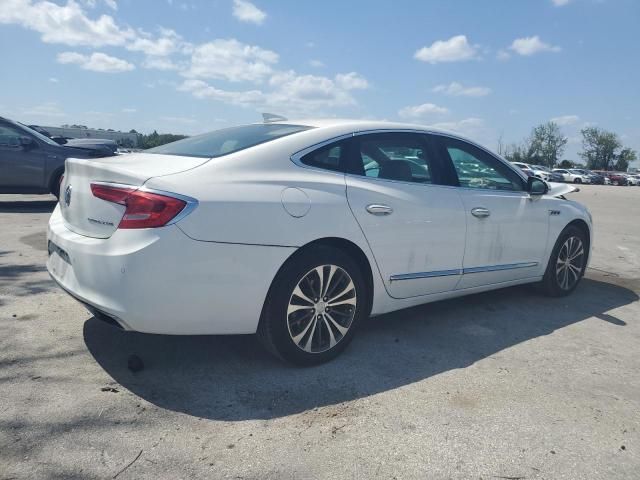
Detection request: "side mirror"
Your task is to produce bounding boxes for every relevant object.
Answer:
[528,176,548,195]
[20,136,35,149]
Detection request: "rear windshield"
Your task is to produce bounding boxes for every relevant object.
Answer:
[146,123,312,158]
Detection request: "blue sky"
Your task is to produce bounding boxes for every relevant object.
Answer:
[1,0,638,163]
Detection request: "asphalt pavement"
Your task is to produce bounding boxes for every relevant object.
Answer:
[1,185,639,479]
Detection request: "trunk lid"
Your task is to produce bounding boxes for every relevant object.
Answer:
[59,153,207,238]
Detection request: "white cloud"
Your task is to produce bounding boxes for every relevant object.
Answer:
[82,0,118,9]
[178,69,369,114]
[160,115,197,124]
[432,82,491,97]
[49,77,59,83]
[335,72,369,90]
[232,0,266,25]
[429,117,490,144]
[550,115,580,126]
[142,56,180,70]
[57,51,135,73]
[122,107,137,113]
[22,101,65,118]
[185,39,278,83]
[127,28,188,56]
[496,49,511,61]
[414,35,478,64]
[509,36,561,56]
[0,0,135,47]
[551,0,571,6]
[398,103,449,119]
[308,59,325,68]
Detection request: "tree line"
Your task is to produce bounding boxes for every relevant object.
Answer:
[118,130,188,149]
[499,123,637,171]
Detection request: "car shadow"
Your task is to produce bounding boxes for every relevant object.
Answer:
[0,200,57,213]
[83,273,638,421]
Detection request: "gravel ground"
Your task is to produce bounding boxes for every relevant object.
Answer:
[1,184,639,480]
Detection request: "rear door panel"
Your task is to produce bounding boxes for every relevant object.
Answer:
[345,132,466,299]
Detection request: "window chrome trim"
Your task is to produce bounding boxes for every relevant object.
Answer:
[288,127,528,189]
[390,261,539,282]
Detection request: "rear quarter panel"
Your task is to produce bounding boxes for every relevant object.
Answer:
[142,134,395,315]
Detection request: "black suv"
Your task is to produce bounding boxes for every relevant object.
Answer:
[0,117,116,197]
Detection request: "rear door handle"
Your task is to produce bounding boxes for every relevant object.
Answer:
[366,204,393,216]
[471,207,490,218]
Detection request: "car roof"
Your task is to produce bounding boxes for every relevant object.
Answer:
[263,118,454,136]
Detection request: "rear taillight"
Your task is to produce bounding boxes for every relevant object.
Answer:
[90,183,187,229]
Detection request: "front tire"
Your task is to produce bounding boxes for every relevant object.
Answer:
[258,246,367,365]
[539,225,587,297]
[574,178,582,184]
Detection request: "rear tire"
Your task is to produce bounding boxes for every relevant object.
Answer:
[574,178,582,184]
[539,225,587,297]
[258,245,367,365]
[49,170,64,199]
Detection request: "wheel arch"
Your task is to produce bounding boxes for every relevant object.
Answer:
[261,236,375,321]
[565,218,591,263]
[48,166,65,197]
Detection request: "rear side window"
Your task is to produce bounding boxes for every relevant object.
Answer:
[146,124,312,158]
[352,133,437,184]
[300,142,345,172]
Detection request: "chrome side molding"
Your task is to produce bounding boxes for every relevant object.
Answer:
[390,261,539,282]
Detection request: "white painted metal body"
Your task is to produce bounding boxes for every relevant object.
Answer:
[47,119,593,335]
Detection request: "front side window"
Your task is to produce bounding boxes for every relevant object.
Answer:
[0,124,24,148]
[441,137,525,191]
[351,133,436,184]
[147,123,313,158]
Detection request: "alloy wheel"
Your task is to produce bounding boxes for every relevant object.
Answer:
[556,236,585,290]
[287,265,357,353]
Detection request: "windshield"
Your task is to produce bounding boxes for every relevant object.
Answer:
[16,122,61,147]
[146,123,313,158]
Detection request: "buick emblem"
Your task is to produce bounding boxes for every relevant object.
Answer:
[64,185,72,207]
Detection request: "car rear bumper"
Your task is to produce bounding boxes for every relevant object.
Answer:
[47,205,296,335]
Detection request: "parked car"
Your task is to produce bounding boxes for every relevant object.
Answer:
[625,174,640,186]
[511,161,531,175]
[529,164,552,181]
[0,116,116,197]
[47,119,592,365]
[552,168,591,184]
[592,171,628,186]
[510,162,550,180]
[28,124,118,154]
[571,168,605,185]
[548,170,566,183]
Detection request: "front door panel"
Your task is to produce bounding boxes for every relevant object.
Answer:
[344,132,466,299]
[455,190,549,289]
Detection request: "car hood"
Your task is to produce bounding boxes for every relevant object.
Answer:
[547,182,579,197]
[64,138,118,153]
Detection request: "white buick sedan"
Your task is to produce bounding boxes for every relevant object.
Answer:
[47,119,592,365]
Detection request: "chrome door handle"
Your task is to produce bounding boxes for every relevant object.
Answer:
[366,204,393,216]
[471,207,490,218]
